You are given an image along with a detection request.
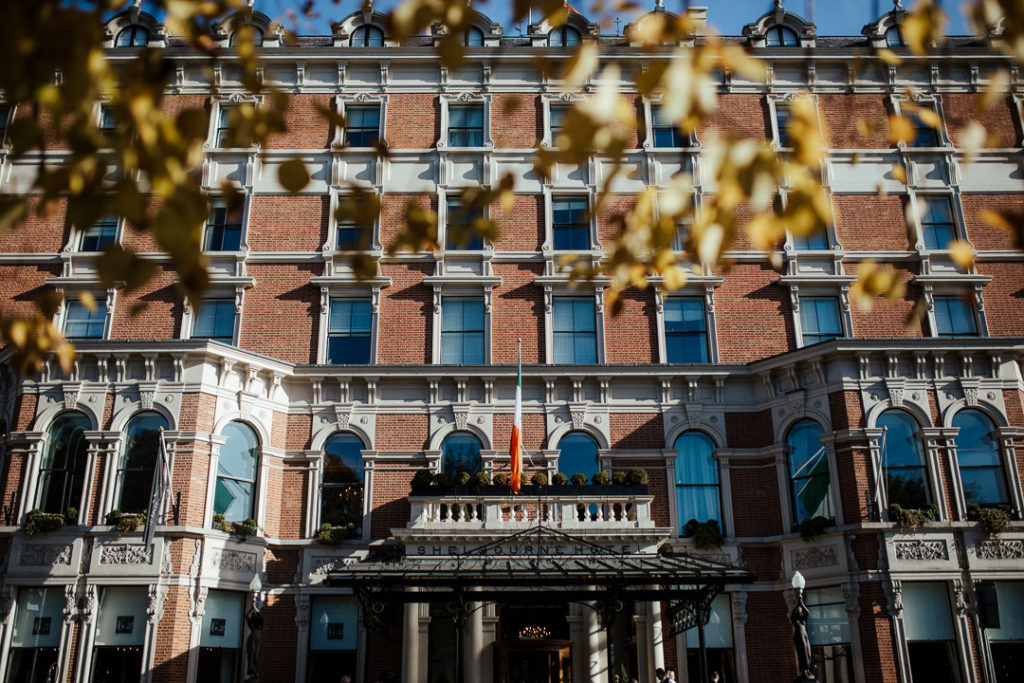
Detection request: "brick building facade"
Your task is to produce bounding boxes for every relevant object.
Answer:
[0,3,1023,683]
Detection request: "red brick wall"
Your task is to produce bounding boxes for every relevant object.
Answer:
[857,581,900,683]
[386,94,438,148]
[377,262,433,364]
[247,195,329,252]
[266,94,332,149]
[610,413,664,449]
[977,263,1024,337]
[961,194,1022,251]
[943,93,1018,149]
[844,264,923,338]
[744,590,795,683]
[109,267,182,340]
[151,585,193,683]
[714,264,793,362]
[0,198,68,253]
[604,288,657,363]
[238,263,320,364]
[375,414,429,450]
[730,458,783,536]
[492,262,544,364]
[833,195,909,251]
[491,195,543,252]
[370,464,414,539]
[491,94,540,148]
[700,94,767,140]
[820,94,890,149]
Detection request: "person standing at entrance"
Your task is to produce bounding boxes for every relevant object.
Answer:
[655,668,666,682]
[663,670,677,683]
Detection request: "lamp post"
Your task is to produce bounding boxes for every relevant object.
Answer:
[790,571,816,682]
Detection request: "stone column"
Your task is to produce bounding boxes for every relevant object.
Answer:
[464,601,484,682]
[403,601,421,683]
[584,600,609,683]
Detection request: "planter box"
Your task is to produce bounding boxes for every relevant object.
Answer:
[409,484,649,497]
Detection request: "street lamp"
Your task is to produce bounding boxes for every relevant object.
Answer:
[790,571,816,682]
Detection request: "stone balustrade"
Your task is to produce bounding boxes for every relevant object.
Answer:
[407,493,655,530]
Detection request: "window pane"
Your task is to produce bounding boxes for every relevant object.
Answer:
[953,409,1008,505]
[204,205,242,251]
[921,197,955,250]
[192,300,235,343]
[800,297,842,345]
[553,298,596,363]
[910,110,940,147]
[879,410,931,509]
[214,422,258,522]
[39,412,90,515]
[805,588,850,645]
[351,26,384,47]
[322,433,364,530]
[344,105,380,147]
[550,105,569,139]
[674,431,721,528]
[441,297,485,364]
[652,105,684,148]
[81,216,118,252]
[552,197,589,250]
[557,432,600,476]
[464,27,484,47]
[934,296,977,337]
[440,432,482,474]
[788,420,832,522]
[310,597,359,651]
[766,25,798,47]
[903,583,955,641]
[776,104,793,147]
[448,105,484,147]
[64,300,106,339]
[328,299,372,365]
[446,197,484,249]
[685,595,733,648]
[665,298,709,363]
[118,412,169,513]
[792,230,828,250]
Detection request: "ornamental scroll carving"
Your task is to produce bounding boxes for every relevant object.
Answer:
[20,544,73,566]
[975,540,1024,560]
[792,546,838,569]
[311,556,357,577]
[99,544,153,565]
[894,540,948,561]
[211,550,256,573]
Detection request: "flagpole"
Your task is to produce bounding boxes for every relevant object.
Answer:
[510,338,523,495]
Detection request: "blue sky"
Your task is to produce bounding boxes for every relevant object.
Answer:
[253,0,975,37]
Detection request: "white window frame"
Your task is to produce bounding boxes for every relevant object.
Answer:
[439,189,489,252]
[889,94,951,149]
[785,281,854,348]
[58,289,114,341]
[0,101,12,147]
[544,190,597,254]
[920,282,988,338]
[654,278,721,364]
[542,287,605,365]
[643,99,699,150]
[202,195,250,253]
[328,189,381,253]
[182,290,243,345]
[332,95,388,150]
[75,213,122,253]
[312,280,388,365]
[542,94,584,148]
[438,93,493,150]
[206,94,263,150]
[906,190,967,254]
[434,292,490,365]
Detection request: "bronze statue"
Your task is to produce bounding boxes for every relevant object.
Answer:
[790,591,816,681]
[244,603,264,682]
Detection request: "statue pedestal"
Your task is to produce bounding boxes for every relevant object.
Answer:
[794,677,817,683]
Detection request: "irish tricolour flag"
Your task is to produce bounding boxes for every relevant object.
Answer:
[510,339,522,494]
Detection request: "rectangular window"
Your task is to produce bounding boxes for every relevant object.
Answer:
[215,104,235,148]
[920,196,955,250]
[441,297,485,364]
[792,230,828,250]
[204,203,242,251]
[445,197,483,250]
[192,299,236,343]
[308,597,358,682]
[336,213,361,250]
[328,299,372,365]
[908,108,940,147]
[7,587,63,682]
[775,102,794,148]
[988,582,1024,683]
[64,299,106,339]
[198,591,243,683]
[685,594,737,683]
[652,105,686,148]
[552,196,589,250]
[800,297,843,345]
[344,105,380,147]
[448,104,484,147]
[805,588,855,683]
[99,106,117,138]
[80,215,118,252]
[552,297,597,364]
[903,583,964,683]
[933,296,977,337]
[549,104,570,141]
[92,587,147,682]
[664,298,709,363]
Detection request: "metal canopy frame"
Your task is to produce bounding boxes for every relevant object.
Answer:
[327,524,755,682]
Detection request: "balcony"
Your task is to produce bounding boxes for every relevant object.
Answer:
[406,488,656,532]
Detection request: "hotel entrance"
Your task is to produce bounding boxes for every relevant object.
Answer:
[494,604,572,683]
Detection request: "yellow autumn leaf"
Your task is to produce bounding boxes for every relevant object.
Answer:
[78,291,97,313]
[563,41,599,90]
[891,164,907,184]
[888,115,914,146]
[877,48,903,65]
[949,240,975,269]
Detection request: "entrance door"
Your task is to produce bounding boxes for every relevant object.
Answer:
[494,640,572,683]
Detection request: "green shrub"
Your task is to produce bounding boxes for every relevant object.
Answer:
[472,471,491,486]
[968,504,1013,536]
[591,471,610,486]
[411,469,434,487]
[531,472,548,485]
[612,471,627,485]
[108,509,146,536]
[682,519,724,550]
[492,472,510,486]
[552,473,569,486]
[793,515,832,542]
[520,473,530,488]
[570,472,588,486]
[65,507,78,523]
[626,468,649,485]
[433,472,453,486]
[315,522,358,544]
[454,470,471,486]
[888,503,937,531]
[213,514,257,538]
[24,509,65,535]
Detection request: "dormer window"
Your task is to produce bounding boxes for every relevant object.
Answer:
[115,25,148,48]
[229,27,263,47]
[351,25,384,47]
[885,25,904,47]
[464,27,484,46]
[765,25,798,47]
[550,26,581,47]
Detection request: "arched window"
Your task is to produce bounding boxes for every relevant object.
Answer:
[321,432,365,534]
[464,27,484,46]
[116,412,169,513]
[229,26,263,47]
[115,25,148,48]
[674,431,721,531]
[953,410,1009,507]
[441,432,482,475]
[885,26,904,47]
[787,420,832,523]
[350,25,384,47]
[38,412,91,517]
[878,410,930,510]
[557,431,600,478]
[549,26,581,47]
[765,25,799,47]
[214,422,259,523]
